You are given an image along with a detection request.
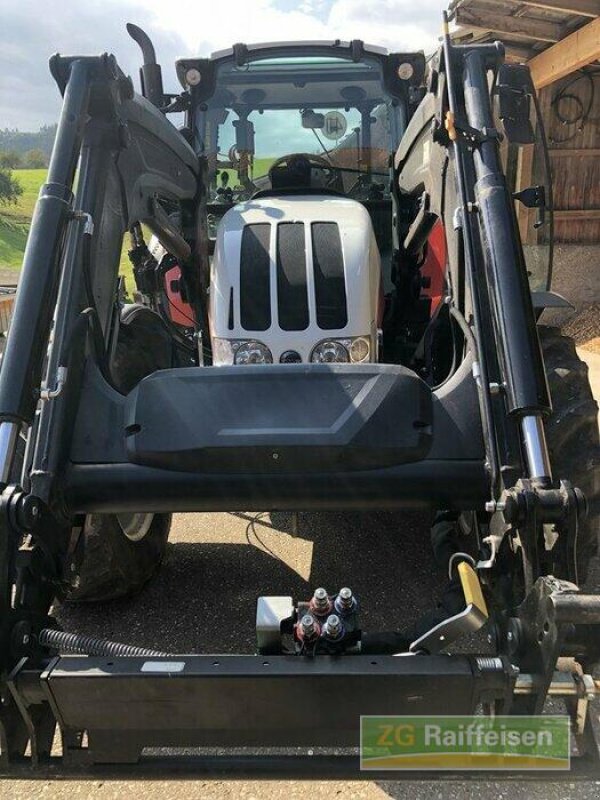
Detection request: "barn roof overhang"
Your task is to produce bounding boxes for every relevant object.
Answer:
[448,0,600,87]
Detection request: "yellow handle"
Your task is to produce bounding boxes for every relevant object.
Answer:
[458,561,488,616]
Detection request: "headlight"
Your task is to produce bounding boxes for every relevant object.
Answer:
[212,338,273,366]
[185,68,202,87]
[235,341,273,365]
[310,337,371,364]
[310,340,349,364]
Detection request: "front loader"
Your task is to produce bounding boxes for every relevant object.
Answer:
[0,14,599,778]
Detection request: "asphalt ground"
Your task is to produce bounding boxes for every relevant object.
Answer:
[1,349,599,798]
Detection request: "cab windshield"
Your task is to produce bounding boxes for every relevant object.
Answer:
[195,54,402,202]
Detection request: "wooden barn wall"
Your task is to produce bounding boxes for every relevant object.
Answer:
[536,71,600,244]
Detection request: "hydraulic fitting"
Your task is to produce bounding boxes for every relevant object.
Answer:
[297,613,321,643]
[310,587,332,616]
[334,587,356,615]
[323,614,344,641]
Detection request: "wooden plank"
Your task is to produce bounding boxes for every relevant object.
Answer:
[554,218,600,241]
[515,144,536,243]
[528,17,600,88]
[505,51,529,63]
[549,147,600,157]
[505,0,600,18]
[553,208,600,219]
[0,296,15,334]
[452,26,492,44]
[455,6,563,42]
[504,44,536,63]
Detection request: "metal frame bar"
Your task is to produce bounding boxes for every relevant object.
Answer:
[2,658,599,778]
[63,459,489,513]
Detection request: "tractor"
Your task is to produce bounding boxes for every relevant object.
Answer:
[0,14,598,777]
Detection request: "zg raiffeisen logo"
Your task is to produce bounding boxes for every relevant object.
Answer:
[360,715,570,770]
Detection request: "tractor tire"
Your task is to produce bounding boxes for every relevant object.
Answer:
[63,513,171,603]
[62,305,173,603]
[539,325,600,585]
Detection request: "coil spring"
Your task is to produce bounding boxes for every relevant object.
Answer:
[475,656,504,671]
[38,628,167,658]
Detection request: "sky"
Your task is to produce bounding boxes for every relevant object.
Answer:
[0,0,448,131]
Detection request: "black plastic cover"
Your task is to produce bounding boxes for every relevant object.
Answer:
[124,364,432,473]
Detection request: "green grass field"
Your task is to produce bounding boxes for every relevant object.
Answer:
[0,159,277,283]
[0,168,136,285]
[217,156,275,186]
[0,168,45,271]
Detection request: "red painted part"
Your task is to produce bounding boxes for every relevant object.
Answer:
[164,265,196,327]
[420,219,447,317]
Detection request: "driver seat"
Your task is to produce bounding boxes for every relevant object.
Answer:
[269,154,312,190]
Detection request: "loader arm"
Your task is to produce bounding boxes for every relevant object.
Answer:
[394,20,588,597]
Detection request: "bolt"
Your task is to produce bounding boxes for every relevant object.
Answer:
[507,631,513,642]
[323,614,344,640]
[22,634,30,646]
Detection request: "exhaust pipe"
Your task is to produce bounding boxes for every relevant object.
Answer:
[126,23,164,108]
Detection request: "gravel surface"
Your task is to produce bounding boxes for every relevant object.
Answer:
[2,501,595,799]
[564,304,600,353]
[55,510,443,655]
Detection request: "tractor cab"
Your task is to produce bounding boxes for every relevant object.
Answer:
[173,43,426,366]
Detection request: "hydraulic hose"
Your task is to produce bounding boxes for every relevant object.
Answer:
[448,305,477,356]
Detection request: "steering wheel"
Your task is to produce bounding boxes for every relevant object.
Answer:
[268,153,344,192]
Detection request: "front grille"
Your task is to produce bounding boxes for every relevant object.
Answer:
[238,221,347,334]
[240,223,271,331]
[311,222,348,330]
[276,223,309,331]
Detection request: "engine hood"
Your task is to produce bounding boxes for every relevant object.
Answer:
[210,194,381,364]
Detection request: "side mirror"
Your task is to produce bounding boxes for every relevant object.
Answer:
[496,64,535,145]
[301,109,325,129]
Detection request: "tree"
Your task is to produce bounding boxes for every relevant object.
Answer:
[0,167,23,205]
[0,150,22,169]
[22,148,48,169]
